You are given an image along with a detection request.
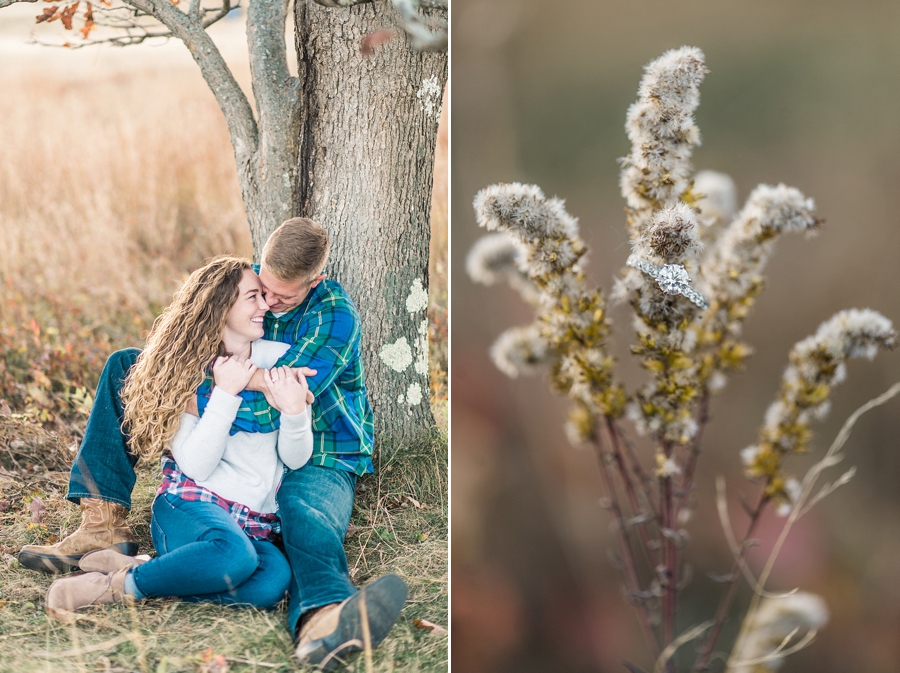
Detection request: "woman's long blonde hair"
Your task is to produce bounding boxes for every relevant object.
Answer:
[122,256,251,462]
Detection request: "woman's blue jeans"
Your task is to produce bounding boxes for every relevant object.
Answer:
[66,349,359,634]
[129,493,290,608]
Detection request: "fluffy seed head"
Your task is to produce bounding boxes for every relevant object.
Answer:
[490,324,549,379]
[474,183,578,241]
[693,170,737,228]
[639,202,704,263]
[466,233,523,286]
[731,592,829,673]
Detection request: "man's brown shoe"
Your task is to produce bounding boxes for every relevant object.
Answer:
[18,498,138,574]
[46,568,133,624]
[293,574,408,670]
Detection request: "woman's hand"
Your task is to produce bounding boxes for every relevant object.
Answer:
[264,365,310,415]
[212,355,258,396]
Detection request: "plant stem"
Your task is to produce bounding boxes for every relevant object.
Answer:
[604,417,661,568]
[619,427,661,518]
[660,439,677,673]
[676,392,710,517]
[692,490,768,671]
[591,431,661,658]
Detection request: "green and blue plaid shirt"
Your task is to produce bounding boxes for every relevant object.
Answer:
[197,276,374,476]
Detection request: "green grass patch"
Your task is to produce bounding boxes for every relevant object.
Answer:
[0,429,448,672]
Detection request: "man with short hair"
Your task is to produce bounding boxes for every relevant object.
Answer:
[18,217,405,669]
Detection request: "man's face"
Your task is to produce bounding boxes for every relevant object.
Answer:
[258,266,324,313]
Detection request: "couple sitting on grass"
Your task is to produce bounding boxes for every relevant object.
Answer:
[17,217,406,670]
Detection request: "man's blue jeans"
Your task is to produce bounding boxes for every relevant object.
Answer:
[277,465,358,636]
[131,493,291,608]
[66,348,359,635]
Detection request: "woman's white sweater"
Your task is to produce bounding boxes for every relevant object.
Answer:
[169,340,312,514]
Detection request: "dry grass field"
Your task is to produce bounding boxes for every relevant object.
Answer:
[0,8,448,672]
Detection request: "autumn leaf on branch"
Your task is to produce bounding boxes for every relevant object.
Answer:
[59,2,79,30]
[80,4,93,39]
[35,6,59,23]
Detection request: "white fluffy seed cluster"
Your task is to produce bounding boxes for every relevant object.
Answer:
[465,232,522,286]
[465,232,540,305]
[490,325,548,378]
[691,183,822,396]
[628,202,706,329]
[742,309,896,485]
[770,309,894,434]
[471,183,584,379]
[474,182,579,245]
[640,202,704,264]
[471,182,623,423]
[693,169,738,229]
[620,46,707,231]
[731,592,829,673]
[702,183,819,303]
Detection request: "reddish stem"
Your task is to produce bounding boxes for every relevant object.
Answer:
[591,432,661,658]
[676,392,711,516]
[604,417,661,568]
[660,440,677,673]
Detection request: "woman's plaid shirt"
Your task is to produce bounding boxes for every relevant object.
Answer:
[157,455,281,541]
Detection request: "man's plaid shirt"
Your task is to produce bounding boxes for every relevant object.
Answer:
[157,455,281,541]
[196,276,374,476]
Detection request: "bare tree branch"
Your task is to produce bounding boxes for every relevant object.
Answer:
[124,0,258,162]
[0,0,39,8]
[391,0,446,52]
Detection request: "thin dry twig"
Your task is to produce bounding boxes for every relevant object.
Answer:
[653,620,714,673]
[725,382,900,671]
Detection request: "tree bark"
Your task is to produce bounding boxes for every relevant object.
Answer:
[292,2,447,444]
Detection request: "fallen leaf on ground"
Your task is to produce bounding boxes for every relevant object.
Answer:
[27,496,46,523]
[412,619,448,635]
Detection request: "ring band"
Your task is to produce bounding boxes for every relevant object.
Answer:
[626,254,709,310]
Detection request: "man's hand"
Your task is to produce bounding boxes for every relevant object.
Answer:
[264,366,311,415]
[212,355,257,396]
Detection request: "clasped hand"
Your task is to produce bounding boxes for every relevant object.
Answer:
[211,357,314,415]
[264,365,313,415]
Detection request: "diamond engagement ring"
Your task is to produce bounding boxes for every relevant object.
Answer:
[626,254,709,310]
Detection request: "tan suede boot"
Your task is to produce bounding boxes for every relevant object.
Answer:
[18,498,138,574]
[46,568,134,623]
[79,548,148,574]
[293,574,408,670]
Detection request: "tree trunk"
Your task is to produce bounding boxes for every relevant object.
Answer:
[293,2,447,445]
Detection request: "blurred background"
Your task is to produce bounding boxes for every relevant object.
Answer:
[451,1,900,671]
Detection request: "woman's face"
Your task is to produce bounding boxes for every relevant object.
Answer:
[222,268,268,346]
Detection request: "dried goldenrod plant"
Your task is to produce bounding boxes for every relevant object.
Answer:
[468,46,897,673]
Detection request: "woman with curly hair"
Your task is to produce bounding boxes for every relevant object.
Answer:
[46,256,313,618]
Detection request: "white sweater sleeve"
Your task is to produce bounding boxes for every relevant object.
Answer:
[170,386,242,482]
[277,408,313,470]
